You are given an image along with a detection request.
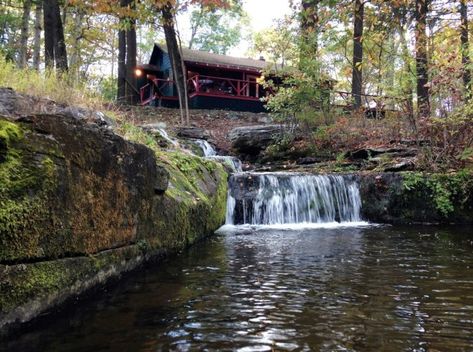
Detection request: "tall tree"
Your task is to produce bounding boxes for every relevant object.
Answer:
[116,0,138,104]
[250,17,298,67]
[415,0,430,117]
[33,2,42,70]
[43,0,55,68]
[160,1,188,125]
[300,0,319,57]
[459,0,471,99]
[351,0,364,109]
[188,1,246,54]
[125,13,137,104]
[117,0,128,102]
[43,0,68,71]
[125,0,138,104]
[18,0,32,68]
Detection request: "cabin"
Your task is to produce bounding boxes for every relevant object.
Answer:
[136,44,279,112]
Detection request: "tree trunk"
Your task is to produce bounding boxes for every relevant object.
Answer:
[53,0,68,72]
[126,16,138,104]
[117,0,128,103]
[69,10,84,81]
[174,13,190,125]
[399,22,416,131]
[33,3,42,70]
[415,0,430,117]
[300,0,319,57]
[351,0,364,110]
[43,0,68,72]
[460,0,471,100]
[18,0,32,68]
[43,0,55,69]
[161,2,187,125]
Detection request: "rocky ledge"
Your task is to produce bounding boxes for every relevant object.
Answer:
[0,108,227,333]
[359,172,473,224]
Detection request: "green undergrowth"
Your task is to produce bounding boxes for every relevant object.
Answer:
[0,58,104,109]
[403,170,473,217]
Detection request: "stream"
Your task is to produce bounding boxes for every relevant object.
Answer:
[3,225,473,351]
[2,155,473,351]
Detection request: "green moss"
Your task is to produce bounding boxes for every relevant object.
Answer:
[0,245,144,313]
[0,120,23,146]
[0,119,58,261]
[402,170,473,217]
[0,261,72,312]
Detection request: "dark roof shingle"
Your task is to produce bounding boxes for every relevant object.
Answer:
[156,44,279,72]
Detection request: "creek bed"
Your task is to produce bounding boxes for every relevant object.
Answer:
[3,225,473,351]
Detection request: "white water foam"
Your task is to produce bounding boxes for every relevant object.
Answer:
[195,140,217,157]
[156,128,178,146]
[225,173,366,226]
[207,156,243,173]
[217,221,371,234]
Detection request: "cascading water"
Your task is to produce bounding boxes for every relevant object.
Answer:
[194,139,243,173]
[206,156,243,173]
[225,173,364,226]
[195,140,217,157]
[156,128,178,147]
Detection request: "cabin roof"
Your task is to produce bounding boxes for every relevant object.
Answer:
[155,44,279,72]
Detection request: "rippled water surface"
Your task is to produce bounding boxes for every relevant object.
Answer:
[4,225,473,352]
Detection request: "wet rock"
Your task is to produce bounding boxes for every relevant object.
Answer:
[176,126,210,140]
[346,147,417,161]
[358,172,473,224]
[384,159,416,172]
[229,124,282,158]
[0,112,227,333]
[297,156,326,165]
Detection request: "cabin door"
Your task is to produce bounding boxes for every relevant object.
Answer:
[246,75,259,98]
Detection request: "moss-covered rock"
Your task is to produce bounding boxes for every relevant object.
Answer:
[359,171,473,224]
[0,113,227,332]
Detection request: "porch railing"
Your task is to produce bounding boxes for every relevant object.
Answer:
[187,74,261,99]
[140,75,262,105]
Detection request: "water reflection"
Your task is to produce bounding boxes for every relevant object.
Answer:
[2,226,473,351]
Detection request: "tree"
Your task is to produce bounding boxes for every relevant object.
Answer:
[188,0,246,54]
[300,0,320,57]
[459,0,471,99]
[249,17,298,67]
[33,2,42,70]
[117,0,138,104]
[43,0,68,71]
[125,0,138,104]
[18,0,32,68]
[351,0,364,109]
[415,0,430,117]
[160,1,189,125]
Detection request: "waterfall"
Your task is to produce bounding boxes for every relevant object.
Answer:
[195,140,217,157]
[225,173,363,226]
[156,128,178,147]
[193,139,243,173]
[206,156,243,173]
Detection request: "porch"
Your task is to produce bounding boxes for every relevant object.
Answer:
[139,74,265,111]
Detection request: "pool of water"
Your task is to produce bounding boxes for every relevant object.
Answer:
[3,225,473,351]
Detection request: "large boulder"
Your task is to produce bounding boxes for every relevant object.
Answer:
[358,172,473,224]
[229,124,282,159]
[0,108,227,332]
[0,113,168,263]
